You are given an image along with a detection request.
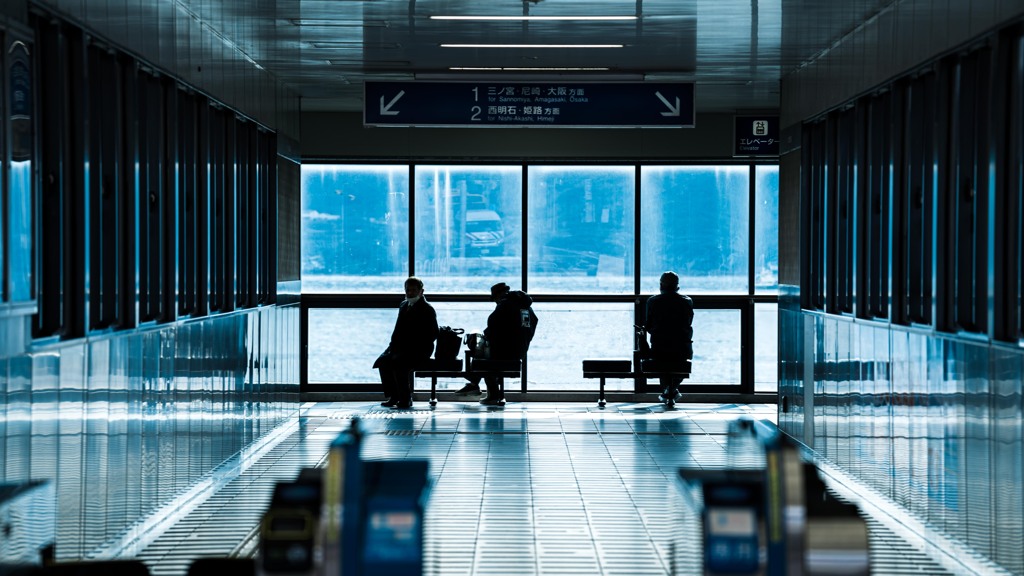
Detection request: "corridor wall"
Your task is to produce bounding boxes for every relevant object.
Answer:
[779,3,1024,573]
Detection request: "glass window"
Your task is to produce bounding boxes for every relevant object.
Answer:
[755,303,778,392]
[904,73,934,326]
[302,165,410,292]
[527,303,634,391]
[755,166,779,293]
[307,308,397,384]
[8,40,32,303]
[688,309,742,385]
[414,165,522,294]
[8,159,31,302]
[307,302,493,386]
[640,166,749,294]
[527,166,634,294]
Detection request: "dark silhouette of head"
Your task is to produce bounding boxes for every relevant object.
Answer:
[659,271,679,293]
[490,282,510,301]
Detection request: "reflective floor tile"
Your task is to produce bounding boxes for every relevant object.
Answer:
[24,401,982,575]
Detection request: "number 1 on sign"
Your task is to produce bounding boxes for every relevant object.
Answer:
[470,87,482,120]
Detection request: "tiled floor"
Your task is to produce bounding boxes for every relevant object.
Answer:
[344,402,768,576]
[120,401,983,575]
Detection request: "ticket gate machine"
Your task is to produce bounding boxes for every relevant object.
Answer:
[677,420,869,576]
[260,418,430,576]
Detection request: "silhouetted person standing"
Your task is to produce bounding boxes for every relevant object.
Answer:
[374,277,438,409]
[644,271,693,403]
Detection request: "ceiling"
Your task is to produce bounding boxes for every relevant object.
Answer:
[224,0,894,115]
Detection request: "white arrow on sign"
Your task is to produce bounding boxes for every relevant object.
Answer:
[380,90,405,116]
[655,91,680,117]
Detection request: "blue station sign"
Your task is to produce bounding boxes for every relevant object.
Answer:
[364,81,695,128]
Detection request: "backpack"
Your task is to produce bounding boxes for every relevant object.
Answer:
[501,290,538,354]
[519,306,538,351]
[435,326,465,362]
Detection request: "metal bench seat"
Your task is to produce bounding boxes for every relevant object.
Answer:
[582,358,691,407]
[413,358,522,407]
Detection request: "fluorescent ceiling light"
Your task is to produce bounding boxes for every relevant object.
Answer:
[328,59,411,67]
[450,67,612,71]
[431,15,636,21]
[289,19,389,27]
[441,43,623,49]
[312,41,402,49]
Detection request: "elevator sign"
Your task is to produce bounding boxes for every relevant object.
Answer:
[364,81,695,128]
[734,115,779,156]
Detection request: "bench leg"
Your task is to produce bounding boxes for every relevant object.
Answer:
[598,377,607,408]
[430,375,438,407]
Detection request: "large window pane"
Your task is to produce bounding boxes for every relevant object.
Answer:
[302,165,409,292]
[307,308,396,384]
[528,303,634,390]
[755,166,779,293]
[641,166,749,294]
[414,165,522,294]
[307,303,493,386]
[689,309,742,385]
[8,37,31,302]
[755,303,778,392]
[9,160,31,301]
[528,166,634,294]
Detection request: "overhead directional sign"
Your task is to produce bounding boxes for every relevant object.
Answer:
[364,81,695,128]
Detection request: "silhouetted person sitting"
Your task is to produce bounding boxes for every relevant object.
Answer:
[644,271,693,405]
[463,282,538,406]
[374,277,438,409]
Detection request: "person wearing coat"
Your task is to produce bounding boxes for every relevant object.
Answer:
[644,271,694,403]
[479,282,538,405]
[374,276,439,409]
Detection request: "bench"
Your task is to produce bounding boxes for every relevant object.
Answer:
[582,359,633,407]
[412,358,465,407]
[466,358,522,406]
[582,358,691,407]
[413,357,522,407]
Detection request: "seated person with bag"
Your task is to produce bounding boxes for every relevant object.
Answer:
[644,271,694,405]
[373,277,439,409]
[457,282,538,405]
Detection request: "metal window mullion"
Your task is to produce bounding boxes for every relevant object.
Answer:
[521,163,529,393]
[748,165,755,296]
[408,165,415,277]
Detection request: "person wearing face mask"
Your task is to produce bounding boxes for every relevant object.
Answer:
[373,276,439,409]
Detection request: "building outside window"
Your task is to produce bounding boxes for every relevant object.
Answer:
[301,163,778,392]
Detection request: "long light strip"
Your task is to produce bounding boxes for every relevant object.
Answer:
[450,67,612,71]
[441,43,623,49]
[431,15,637,21]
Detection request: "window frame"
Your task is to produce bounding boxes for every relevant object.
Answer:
[298,160,777,395]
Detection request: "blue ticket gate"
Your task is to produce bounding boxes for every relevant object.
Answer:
[676,420,869,576]
[260,418,430,576]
